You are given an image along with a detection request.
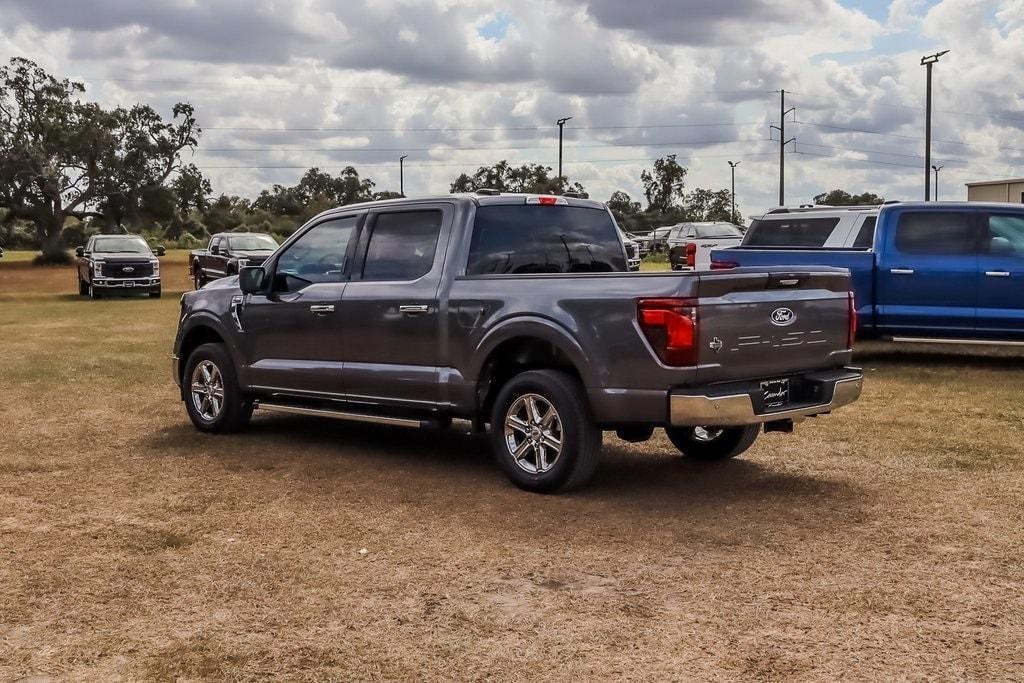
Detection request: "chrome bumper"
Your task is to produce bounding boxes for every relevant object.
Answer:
[670,371,863,427]
[93,277,160,288]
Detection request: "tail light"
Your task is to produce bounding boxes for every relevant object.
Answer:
[685,242,697,268]
[526,195,567,206]
[710,259,739,270]
[637,298,699,366]
[847,291,857,348]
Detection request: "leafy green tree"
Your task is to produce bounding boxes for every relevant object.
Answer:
[683,187,738,222]
[173,163,212,215]
[813,189,884,206]
[0,57,199,261]
[450,160,585,195]
[641,155,688,214]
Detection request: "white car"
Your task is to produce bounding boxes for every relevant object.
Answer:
[666,222,744,271]
[741,206,878,249]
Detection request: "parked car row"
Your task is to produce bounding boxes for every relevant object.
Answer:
[712,201,1024,342]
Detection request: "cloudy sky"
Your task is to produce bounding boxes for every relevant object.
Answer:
[2,0,1022,216]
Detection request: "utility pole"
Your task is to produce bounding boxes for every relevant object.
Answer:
[770,90,796,206]
[728,161,740,224]
[556,116,572,181]
[921,50,949,201]
[399,155,407,197]
[932,164,943,201]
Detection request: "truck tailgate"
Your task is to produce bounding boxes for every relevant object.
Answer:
[697,268,851,384]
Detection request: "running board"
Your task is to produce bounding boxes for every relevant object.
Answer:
[887,336,1024,348]
[255,401,427,428]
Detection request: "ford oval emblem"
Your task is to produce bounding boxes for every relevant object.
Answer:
[770,307,796,326]
[123,266,134,273]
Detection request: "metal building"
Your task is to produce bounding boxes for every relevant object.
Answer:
[966,178,1024,203]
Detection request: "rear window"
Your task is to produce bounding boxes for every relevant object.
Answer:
[852,217,877,249]
[696,224,743,239]
[894,212,976,255]
[467,205,627,275]
[743,217,840,247]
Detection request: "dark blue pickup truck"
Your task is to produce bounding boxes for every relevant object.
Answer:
[712,202,1024,342]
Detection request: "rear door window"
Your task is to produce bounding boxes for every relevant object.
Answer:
[852,217,877,249]
[361,210,443,281]
[743,217,840,247]
[985,214,1024,256]
[468,205,627,275]
[894,212,977,254]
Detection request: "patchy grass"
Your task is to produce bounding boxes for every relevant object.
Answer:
[2,256,1024,680]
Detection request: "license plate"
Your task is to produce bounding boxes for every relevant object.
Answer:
[123,282,134,287]
[761,379,790,410]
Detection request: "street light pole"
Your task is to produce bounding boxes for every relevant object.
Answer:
[932,164,944,201]
[399,155,408,197]
[728,161,740,224]
[921,50,949,201]
[556,116,572,180]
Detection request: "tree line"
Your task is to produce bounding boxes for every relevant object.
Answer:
[0,57,882,262]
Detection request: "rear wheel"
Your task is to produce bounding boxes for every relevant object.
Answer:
[183,343,253,433]
[489,369,601,493]
[665,424,760,461]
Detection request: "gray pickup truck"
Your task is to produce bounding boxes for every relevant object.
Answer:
[190,232,279,290]
[172,193,862,493]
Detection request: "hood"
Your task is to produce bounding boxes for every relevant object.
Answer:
[204,274,241,290]
[231,250,274,259]
[92,252,156,261]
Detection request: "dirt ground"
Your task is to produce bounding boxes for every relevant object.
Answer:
[2,252,1023,681]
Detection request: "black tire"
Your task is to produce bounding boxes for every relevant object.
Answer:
[664,424,760,461]
[88,283,102,299]
[78,277,88,296]
[193,266,204,290]
[489,369,601,493]
[149,288,161,299]
[182,343,253,433]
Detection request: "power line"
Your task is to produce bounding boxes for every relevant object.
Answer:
[793,120,1024,155]
[203,121,765,133]
[196,138,772,153]
[789,90,1024,125]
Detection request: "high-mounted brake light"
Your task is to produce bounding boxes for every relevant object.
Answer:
[847,291,857,348]
[637,298,699,366]
[685,242,697,269]
[526,195,567,206]
[710,259,739,270]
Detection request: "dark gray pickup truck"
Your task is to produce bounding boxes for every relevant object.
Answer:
[172,193,862,492]
[190,232,278,290]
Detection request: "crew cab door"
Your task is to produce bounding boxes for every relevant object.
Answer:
[337,204,451,408]
[239,214,363,396]
[976,212,1024,337]
[874,209,978,335]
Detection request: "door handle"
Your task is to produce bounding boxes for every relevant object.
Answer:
[889,268,915,275]
[984,270,1011,278]
[399,304,429,315]
[309,304,335,315]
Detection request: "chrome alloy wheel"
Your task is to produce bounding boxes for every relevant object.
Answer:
[504,393,563,474]
[692,426,725,442]
[190,360,225,421]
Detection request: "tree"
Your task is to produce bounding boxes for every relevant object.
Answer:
[172,163,212,215]
[683,187,737,222]
[0,57,199,261]
[640,155,688,214]
[813,189,884,206]
[450,160,586,196]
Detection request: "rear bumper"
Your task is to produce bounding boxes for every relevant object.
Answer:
[669,368,863,426]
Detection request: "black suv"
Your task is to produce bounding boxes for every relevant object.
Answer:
[75,235,165,299]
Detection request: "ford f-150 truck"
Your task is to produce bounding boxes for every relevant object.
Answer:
[711,202,1024,342]
[172,193,863,493]
[190,232,279,289]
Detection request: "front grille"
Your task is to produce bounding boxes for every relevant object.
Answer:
[102,261,153,278]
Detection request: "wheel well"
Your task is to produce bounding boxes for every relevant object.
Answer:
[477,336,583,420]
[178,326,225,385]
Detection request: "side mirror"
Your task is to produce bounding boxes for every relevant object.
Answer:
[210,244,221,255]
[238,266,267,294]
[75,246,85,257]
[155,245,166,256]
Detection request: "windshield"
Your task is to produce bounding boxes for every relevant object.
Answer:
[696,224,743,238]
[93,237,151,254]
[228,235,278,251]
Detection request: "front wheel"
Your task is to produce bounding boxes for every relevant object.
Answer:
[78,277,88,296]
[489,369,601,493]
[193,267,204,290]
[149,288,161,299]
[88,283,102,299]
[183,343,253,433]
[665,424,760,461]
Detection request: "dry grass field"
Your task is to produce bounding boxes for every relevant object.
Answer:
[2,251,1023,681]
